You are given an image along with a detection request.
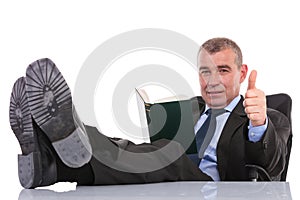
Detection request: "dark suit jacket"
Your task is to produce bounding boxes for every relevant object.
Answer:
[191,95,291,181]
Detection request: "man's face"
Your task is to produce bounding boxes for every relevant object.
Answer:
[198,48,248,109]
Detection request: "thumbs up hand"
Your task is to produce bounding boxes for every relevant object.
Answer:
[243,70,267,127]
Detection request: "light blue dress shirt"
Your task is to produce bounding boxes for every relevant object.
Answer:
[194,95,268,181]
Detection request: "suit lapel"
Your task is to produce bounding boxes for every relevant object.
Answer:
[217,97,248,180]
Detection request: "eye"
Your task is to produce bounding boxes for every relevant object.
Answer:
[199,69,211,76]
[219,68,230,74]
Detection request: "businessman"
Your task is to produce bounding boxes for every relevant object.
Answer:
[9,37,290,188]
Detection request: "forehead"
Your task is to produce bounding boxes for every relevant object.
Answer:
[199,48,236,67]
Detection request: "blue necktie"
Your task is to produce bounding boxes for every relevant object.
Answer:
[196,108,226,159]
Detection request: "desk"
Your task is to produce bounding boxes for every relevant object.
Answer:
[19,181,292,200]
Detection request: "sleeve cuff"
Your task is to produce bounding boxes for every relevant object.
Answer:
[248,118,268,142]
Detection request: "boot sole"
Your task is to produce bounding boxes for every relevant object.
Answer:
[10,77,43,188]
[18,152,43,188]
[10,77,36,155]
[25,58,92,168]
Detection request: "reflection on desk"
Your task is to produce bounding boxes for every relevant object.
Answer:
[19,181,292,200]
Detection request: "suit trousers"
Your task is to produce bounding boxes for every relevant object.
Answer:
[83,125,211,185]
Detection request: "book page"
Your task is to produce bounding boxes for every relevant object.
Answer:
[136,85,189,104]
[135,88,151,141]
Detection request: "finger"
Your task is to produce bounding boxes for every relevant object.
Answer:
[247,113,266,126]
[244,105,263,114]
[243,98,257,107]
[247,70,257,90]
[247,113,259,122]
[245,89,258,98]
[243,96,265,106]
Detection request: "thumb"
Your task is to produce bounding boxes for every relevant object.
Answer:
[247,70,257,90]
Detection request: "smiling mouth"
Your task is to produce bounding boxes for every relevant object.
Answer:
[207,91,224,95]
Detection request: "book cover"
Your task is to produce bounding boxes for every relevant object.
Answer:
[136,88,197,154]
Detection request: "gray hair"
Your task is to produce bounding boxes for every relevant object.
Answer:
[198,37,243,68]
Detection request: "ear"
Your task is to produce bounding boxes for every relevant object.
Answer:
[239,64,248,83]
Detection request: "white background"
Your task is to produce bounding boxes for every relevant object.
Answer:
[0,0,299,198]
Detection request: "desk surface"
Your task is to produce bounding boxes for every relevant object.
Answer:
[19,181,292,200]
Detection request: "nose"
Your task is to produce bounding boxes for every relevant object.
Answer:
[206,72,221,86]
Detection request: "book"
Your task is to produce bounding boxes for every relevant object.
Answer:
[136,88,197,154]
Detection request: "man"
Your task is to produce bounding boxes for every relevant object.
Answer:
[9,38,290,188]
[193,38,290,181]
